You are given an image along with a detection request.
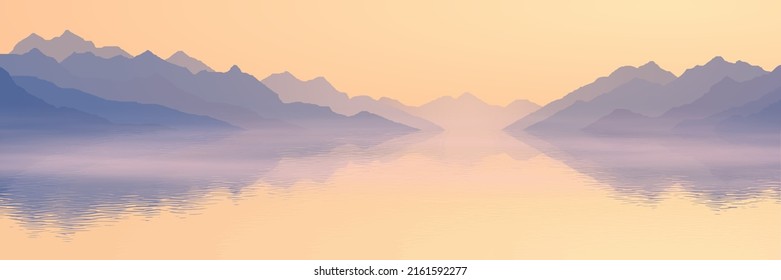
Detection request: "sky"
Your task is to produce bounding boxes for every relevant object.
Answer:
[1,0,780,106]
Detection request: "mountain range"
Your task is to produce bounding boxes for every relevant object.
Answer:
[0,31,417,136]
[13,75,236,131]
[2,31,779,140]
[11,30,131,62]
[586,65,781,136]
[0,67,113,136]
[409,93,539,131]
[506,56,779,139]
[262,71,442,131]
[0,49,277,130]
[166,51,214,74]
[523,57,767,133]
[505,61,677,131]
[263,71,541,131]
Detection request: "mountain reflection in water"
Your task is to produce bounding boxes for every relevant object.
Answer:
[0,131,778,259]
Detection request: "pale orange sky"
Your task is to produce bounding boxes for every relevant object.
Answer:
[1,0,780,106]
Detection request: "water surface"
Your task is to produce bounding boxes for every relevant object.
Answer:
[0,131,779,259]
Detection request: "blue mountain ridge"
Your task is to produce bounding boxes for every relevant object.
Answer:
[0,37,416,134]
[525,56,768,135]
[0,66,112,135]
[12,76,238,131]
[55,48,414,132]
[586,65,781,136]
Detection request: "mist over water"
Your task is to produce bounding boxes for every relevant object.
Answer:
[0,130,407,232]
[3,13,781,264]
[0,130,778,259]
[516,132,781,208]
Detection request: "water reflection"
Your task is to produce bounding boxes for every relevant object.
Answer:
[510,132,781,209]
[0,130,425,235]
[0,130,780,259]
[2,129,779,235]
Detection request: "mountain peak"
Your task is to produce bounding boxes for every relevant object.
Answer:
[304,76,340,92]
[456,92,492,106]
[611,61,668,77]
[309,76,331,85]
[507,99,539,107]
[280,71,297,79]
[706,56,727,65]
[24,48,47,57]
[640,61,660,69]
[228,65,242,73]
[734,60,752,67]
[135,50,161,60]
[265,71,300,82]
[679,56,766,82]
[22,33,44,42]
[60,51,100,64]
[773,65,781,73]
[166,50,192,61]
[166,50,214,74]
[11,30,130,62]
[59,30,83,40]
[458,92,480,100]
[167,50,192,61]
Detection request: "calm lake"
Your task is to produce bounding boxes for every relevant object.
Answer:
[1,131,779,259]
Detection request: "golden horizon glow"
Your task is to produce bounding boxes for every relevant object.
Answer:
[2,0,780,106]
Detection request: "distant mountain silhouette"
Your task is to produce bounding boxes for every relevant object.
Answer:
[409,92,539,131]
[2,32,414,134]
[666,65,780,119]
[337,111,418,135]
[8,31,778,138]
[11,30,131,62]
[716,98,781,135]
[0,48,74,80]
[62,44,414,131]
[526,57,768,134]
[13,76,236,131]
[505,99,542,118]
[505,61,676,131]
[655,57,767,112]
[590,65,781,136]
[527,79,665,134]
[673,86,781,137]
[0,50,278,130]
[263,72,348,106]
[0,67,113,136]
[262,71,441,130]
[166,51,214,74]
[57,43,414,132]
